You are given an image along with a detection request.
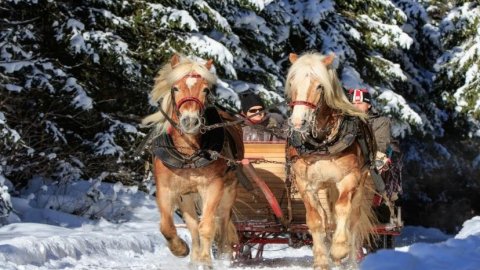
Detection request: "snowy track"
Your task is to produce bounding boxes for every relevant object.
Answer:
[1,184,479,270]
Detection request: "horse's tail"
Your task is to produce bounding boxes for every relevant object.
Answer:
[351,169,378,252]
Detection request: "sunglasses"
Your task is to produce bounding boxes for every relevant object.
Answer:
[247,108,264,114]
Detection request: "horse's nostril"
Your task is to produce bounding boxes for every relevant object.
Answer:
[192,118,200,127]
[287,119,294,126]
[179,115,201,133]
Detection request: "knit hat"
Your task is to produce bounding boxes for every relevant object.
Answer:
[239,91,265,113]
[347,88,372,104]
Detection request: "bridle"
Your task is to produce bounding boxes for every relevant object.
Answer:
[288,84,324,110]
[288,100,317,110]
[287,85,326,138]
[170,73,208,120]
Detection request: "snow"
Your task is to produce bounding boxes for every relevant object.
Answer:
[161,9,198,32]
[90,8,130,26]
[0,113,21,143]
[185,34,237,77]
[341,65,368,90]
[1,180,479,270]
[5,84,23,92]
[377,89,423,137]
[359,14,413,49]
[242,0,275,11]
[93,132,123,156]
[62,78,93,110]
[0,61,34,73]
[45,121,67,144]
[194,1,231,32]
[302,0,335,25]
[362,222,480,270]
[233,11,273,37]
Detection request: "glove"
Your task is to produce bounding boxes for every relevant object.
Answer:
[374,151,391,172]
[266,117,279,129]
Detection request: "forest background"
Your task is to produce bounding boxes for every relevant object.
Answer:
[1,0,479,233]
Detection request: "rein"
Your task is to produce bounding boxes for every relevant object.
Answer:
[201,99,289,138]
[288,97,321,138]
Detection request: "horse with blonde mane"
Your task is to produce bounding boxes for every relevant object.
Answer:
[142,54,242,269]
[285,52,377,269]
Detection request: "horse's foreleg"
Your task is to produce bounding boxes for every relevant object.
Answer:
[296,179,329,270]
[155,175,190,258]
[306,197,330,270]
[331,172,358,263]
[154,160,189,257]
[178,193,201,261]
[197,178,224,266]
[215,177,238,259]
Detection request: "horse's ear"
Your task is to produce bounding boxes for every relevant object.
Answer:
[205,59,214,70]
[170,54,180,68]
[322,53,335,66]
[289,53,298,64]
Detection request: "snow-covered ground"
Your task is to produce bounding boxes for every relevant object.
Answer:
[1,180,479,270]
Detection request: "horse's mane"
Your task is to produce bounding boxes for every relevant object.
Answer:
[141,56,217,133]
[285,52,367,121]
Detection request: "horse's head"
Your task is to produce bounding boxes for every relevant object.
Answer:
[285,52,367,135]
[142,54,217,135]
[285,53,336,133]
[169,55,215,134]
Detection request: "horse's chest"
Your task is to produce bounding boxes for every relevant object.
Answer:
[293,159,345,184]
[171,168,224,189]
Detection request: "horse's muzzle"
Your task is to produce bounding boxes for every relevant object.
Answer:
[288,118,310,133]
[179,115,201,134]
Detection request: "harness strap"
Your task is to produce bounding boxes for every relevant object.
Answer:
[153,107,226,169]
[292,116,358,156]
[157,97,181,132]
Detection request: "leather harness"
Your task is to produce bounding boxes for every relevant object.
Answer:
[153,107,233,169]
[288,115,384,191]
[290,116,373,157]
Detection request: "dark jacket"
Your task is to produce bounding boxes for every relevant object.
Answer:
[368,111,391,153]
[242,113,285,142]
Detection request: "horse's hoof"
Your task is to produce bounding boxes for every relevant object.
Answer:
[313,264,329,270]
[330,241,349,262]
[188,262,213,270]
[169,237,190,257]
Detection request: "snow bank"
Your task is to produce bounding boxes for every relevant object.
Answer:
[361,216,480,270]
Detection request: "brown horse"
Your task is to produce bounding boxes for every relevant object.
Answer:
[142,55,241,268]
[285,52,376,269]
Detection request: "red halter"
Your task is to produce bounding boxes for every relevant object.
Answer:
[175,73,205,111]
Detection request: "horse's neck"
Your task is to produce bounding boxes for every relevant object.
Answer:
[170,129,201,156]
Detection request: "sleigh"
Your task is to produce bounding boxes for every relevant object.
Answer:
[232,140,403,261]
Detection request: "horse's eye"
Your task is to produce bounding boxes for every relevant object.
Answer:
[203,88,210,94]
[172,86,179,92]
